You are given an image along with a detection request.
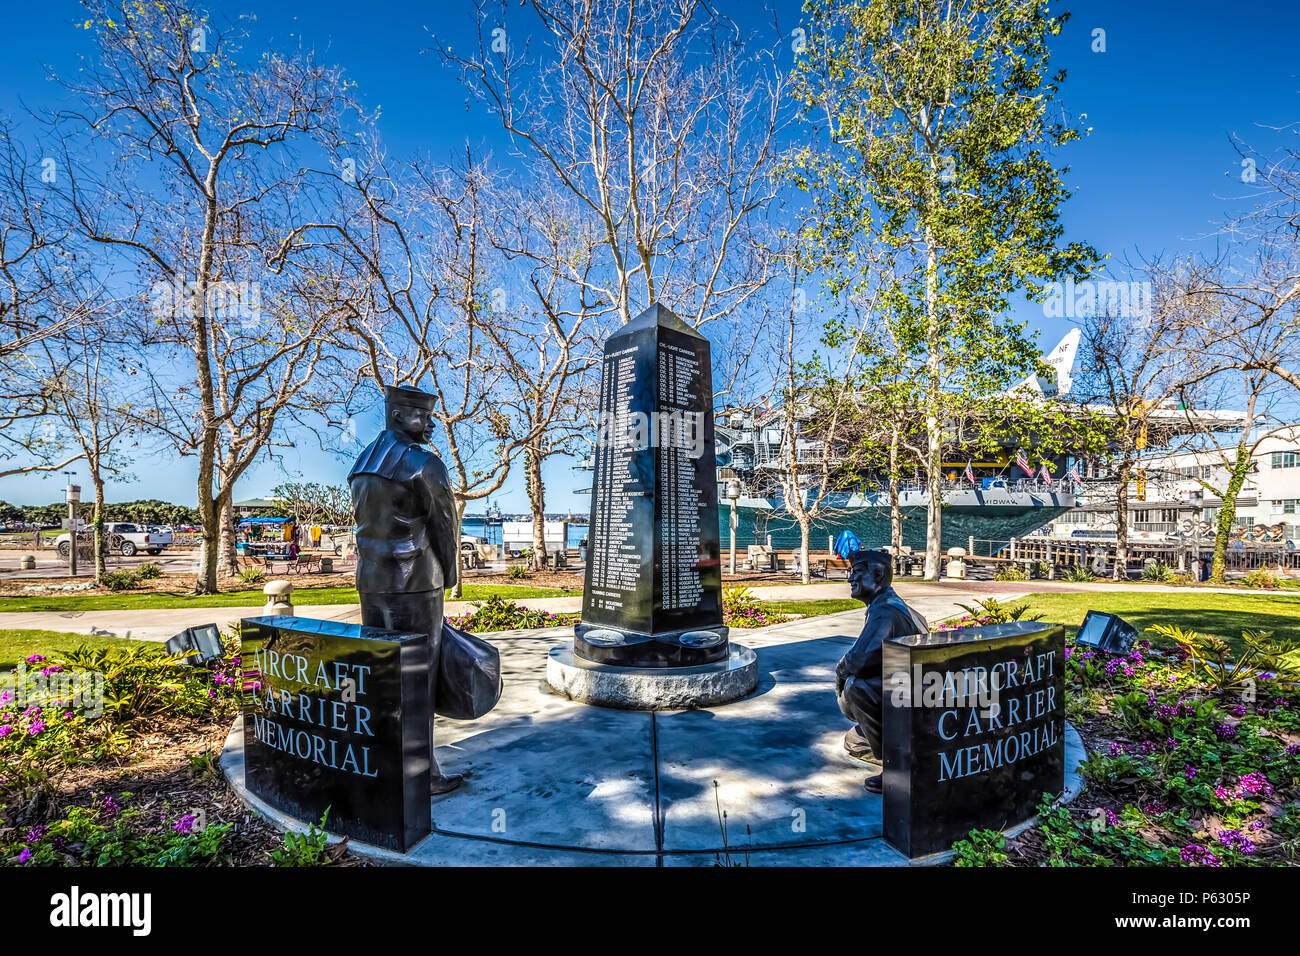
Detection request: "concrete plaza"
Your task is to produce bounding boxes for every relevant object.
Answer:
[220,609,1084,866]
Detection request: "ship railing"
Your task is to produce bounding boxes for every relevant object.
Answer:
[898,478,1080,496]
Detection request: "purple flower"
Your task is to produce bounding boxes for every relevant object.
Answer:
[173,814,197,835]
[1105,808,1118,827]
[102,795,120,817]
[1285,744,1300,757]
[1180,843,1222,867]
[1214,785,1235,801]
[0,690,13,704]
[1217,830,1257,855]
[24,654,46,664]
[0,725,12,738]
[1109,742,1127,756]
[17,848,32,864]
[1139,740,1157,753]
[1184,764,1198,780]
[1229,705,1247,717]
[25,825,48,843]
[27,720,45,735]
[1215,724,1237,740]
[39,665,64,676]
[1237,772,1272,796]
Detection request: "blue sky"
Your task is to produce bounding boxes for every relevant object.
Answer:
[0,0,1295,510]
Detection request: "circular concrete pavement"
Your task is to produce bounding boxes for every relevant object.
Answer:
[221,612,1085,866]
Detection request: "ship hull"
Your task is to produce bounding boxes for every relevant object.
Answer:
[719,488,1075,553]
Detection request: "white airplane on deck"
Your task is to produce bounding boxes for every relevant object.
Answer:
[1014,328,1081,399]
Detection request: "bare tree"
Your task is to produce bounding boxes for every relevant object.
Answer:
[51,1,362,592]
[485,182,610,568]
[1075,277,1193,580]
[38,300,145,583]
[0,124,87,479]
[438,0,786,329]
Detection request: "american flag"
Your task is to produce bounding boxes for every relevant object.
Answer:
[1039,463,1053,485]
[1015,449,1031,474]
[965,460,975,485]
[1068,462,1082,484]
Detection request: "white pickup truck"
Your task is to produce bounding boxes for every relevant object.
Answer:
[55,522,171,558]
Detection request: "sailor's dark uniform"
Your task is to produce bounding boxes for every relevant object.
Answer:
[348,427,459,776]
[836,587,929,758]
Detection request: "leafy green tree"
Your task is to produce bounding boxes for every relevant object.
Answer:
[792,0,1098,577]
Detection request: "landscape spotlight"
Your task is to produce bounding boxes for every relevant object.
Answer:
[1074,610,1139,655]
[165,624,224,666]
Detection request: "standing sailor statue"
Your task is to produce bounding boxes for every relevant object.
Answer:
[349,385,501,795]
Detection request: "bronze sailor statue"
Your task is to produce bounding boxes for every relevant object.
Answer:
[349,385,471,795]
[836,549,929,794]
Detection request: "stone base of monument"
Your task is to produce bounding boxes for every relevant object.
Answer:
[546,641,757,710]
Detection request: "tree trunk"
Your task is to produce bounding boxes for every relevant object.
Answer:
[92,475,106,585]
[450,499,466,599]
[1211,450,1251,584]
[192,188,221,595]
[889,428,902,552]
[217,493,239,578]
[794,515,809,585]
[923,226,943,580]
[1113,461,1131,581]
[526,442,547,571]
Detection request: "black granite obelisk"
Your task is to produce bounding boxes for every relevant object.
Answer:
[576,304,727,667]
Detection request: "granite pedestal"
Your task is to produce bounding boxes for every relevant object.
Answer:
[546,641,758,710]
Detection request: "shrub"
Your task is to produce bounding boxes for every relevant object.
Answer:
[135,562,162,580]
[1063,565,1096,583]
[994,564,1028,582]
[270,811,334,866]
[446,595,577,632]
[1242,568,1279,590]
[239,565,266,584]
[1147,624,1300,690]
[952,828,1008,866]
[506,564,528,580]
[722,586,788,628]
[1169,573,1196,586]
[1142,561,1173,582]
[101,570,139,591]
[953,597,1043,625]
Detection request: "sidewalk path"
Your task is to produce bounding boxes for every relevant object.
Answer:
[3,578,1289,644]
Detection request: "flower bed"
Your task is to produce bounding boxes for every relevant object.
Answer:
[722,587,790,628]
[953,627,1300,866]
[1,638,361,867]
[446,595,579,633]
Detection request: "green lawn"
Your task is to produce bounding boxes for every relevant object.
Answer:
[1019,590,1300,654]
[762,598,863,618]
[0,582,569,613]
[0,629,155,670]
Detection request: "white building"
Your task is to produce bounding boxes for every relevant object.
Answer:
[1049,426,1300,543]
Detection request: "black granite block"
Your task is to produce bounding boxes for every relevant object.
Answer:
[881,621,1066,859]
[240,615,430,852]
[577,303,726,667]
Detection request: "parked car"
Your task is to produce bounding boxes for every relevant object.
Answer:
[54,522,170,558]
